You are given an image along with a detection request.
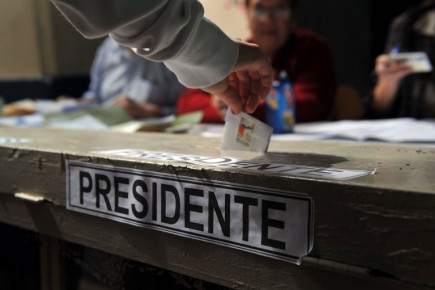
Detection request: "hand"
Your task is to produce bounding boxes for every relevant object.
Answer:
[375,54,413,84]
[211,94,228,120]
[115,96,164,118]
[373,55,413,112]
[203,40,273,115]
[56,95,74,102]
[56,96,94,105]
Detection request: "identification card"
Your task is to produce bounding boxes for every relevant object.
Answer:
[391,52,433,73]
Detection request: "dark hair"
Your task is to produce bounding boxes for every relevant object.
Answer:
[244,0,299,9]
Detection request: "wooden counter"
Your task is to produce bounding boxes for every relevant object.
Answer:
[0,126,434,289]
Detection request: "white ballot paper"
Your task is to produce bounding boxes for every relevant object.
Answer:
[391,52,433,73]
[221,111,273,152]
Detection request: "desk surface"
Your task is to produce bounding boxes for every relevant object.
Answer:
[0,127,434,290]
[194,118,435,145]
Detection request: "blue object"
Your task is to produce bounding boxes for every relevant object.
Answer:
[265,71,296,134]
[389,44,401,56]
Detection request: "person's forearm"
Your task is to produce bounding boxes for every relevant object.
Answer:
[372,80,400,113]
[52,0,238,88]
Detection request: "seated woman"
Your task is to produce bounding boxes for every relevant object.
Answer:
[366,0,435,119]
[69,37,185,118]
[177,0,336,123]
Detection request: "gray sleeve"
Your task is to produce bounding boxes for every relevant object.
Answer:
[51,0,239,88]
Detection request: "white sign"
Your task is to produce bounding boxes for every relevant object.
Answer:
[0,137,31,144]
[67,160,313,264]
[94,149,373,180]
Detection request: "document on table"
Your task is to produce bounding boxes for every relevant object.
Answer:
[282,118,435,143]
[0,103,130,130]
[110,111,203,133]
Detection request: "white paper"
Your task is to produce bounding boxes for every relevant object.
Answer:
[0,114,44,127]
[391,52,433,73]
[34,99,97,114]
[290,118,435,143]
[221,111,273,152]
[94,149,374,181]
[47,115,108,130]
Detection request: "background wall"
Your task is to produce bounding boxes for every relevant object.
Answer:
[200,0,250,39]
[0,0,101,79]
[0,0,44,78]
[296,0,373,94]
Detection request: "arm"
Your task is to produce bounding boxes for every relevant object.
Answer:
[52,0,237,88]
[291,35,336,122]
[52,0,273,114]
[115,96,164,119]
[177,89,225,123]
[81,38,113,103]
[370,16,413,114]
[371,55,413,113]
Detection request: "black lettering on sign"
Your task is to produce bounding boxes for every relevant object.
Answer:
[239,163,284,171]
[184,188,204,232]
[234,195,258,242]
[79,171,92,204]
[132,180,149,219]
[161,184,180,224]
[114,176,130,215]
[67,161,314,264]
[262,200,286,250]
[208,191,230,237]
[278,166,306,173]
[95,174,112,211]
[152,182,158,221]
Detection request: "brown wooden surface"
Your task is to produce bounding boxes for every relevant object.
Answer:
[0,127,434,289]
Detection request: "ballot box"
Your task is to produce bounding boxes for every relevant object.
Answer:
[0,127,434,290]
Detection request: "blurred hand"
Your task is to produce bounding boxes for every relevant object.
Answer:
[210,94,228,120]
[56,96,94,105]
[203,40,273,115]
[56,95,75,103]
[375,54,413,84]
[115,96,163,118]
[373,55,413,112]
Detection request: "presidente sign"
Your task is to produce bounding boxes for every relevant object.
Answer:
[94,149,373,180]
[67,160,313,264]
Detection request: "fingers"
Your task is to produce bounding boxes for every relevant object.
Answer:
[204,40,273,115]
[204,77,243,114]
[235,41,273,106]
[256,62,273,102]
[219,86,243,114]
[211,95,228,119]
[208,72,263,114]
[375,54,413,80]
[236,70,250,101]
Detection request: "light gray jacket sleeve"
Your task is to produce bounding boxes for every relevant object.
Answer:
[51,0,239,88]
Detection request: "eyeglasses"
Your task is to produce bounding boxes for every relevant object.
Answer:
[251,5,291,20]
